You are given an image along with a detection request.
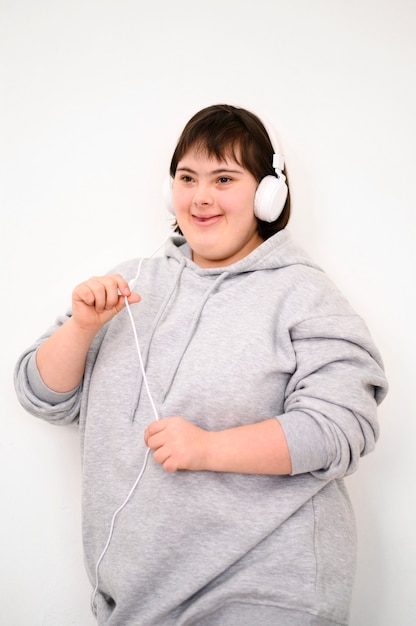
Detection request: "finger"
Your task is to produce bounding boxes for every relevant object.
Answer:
[163,457,178,473]
[144,424,157,448]
[91,278,115,312]
[116,291,141,315]
[153,446,170,466]
[145,419,167,440]
[146,430,166,452]
[74,280,107,312]
[152,447,179,473]
[126,292,141,305]
[101,275,130,310]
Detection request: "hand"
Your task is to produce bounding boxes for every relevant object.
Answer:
[71,274,141,333]
[144,416,210,473]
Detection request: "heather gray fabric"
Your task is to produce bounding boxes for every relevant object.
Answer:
[14,229,388,625]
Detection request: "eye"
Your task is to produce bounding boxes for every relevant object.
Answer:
[180,175,194,183]
[217,176,232,184]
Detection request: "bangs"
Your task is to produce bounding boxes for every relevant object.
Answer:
[187,137,244,166]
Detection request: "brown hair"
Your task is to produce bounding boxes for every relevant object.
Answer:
[169,104,290,239]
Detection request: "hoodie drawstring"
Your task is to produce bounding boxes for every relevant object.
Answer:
[161,271,229,403]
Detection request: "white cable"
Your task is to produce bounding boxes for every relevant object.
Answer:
[91,229,175,615]
[128,229,175,291]
[91,448,151,614]
[124,293,159,421]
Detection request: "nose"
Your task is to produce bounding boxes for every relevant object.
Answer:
[193,182,213,207]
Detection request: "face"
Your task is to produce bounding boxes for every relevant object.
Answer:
[172,148,263,268]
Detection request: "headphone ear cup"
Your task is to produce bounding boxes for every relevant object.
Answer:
[163,176,175,215]
[254,174,288,222]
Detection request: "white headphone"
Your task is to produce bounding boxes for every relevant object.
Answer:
[163,118,288,223]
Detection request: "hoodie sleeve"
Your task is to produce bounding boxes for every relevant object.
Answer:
[14,312,83,425]
[14,262,133,426]
[278,314,388,479]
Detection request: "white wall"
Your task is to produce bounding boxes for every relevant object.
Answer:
[1,1,414,624]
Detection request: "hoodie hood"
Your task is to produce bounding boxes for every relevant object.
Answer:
[164,228,323,277]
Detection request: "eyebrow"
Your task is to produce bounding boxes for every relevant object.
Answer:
[176,166,243,175]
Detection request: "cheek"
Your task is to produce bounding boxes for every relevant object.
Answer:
[172,188,189,213]
[229,190,256,219]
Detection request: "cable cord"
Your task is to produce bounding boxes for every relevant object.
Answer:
[91,229,175,616]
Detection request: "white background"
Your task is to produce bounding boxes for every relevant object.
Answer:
[1,1,415,624]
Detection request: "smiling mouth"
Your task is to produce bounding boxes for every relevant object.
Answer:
[192,214,222,225]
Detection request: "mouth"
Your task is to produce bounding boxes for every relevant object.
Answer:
[192,214,222,226]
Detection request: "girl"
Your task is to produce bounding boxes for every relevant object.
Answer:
[15,104,388,625]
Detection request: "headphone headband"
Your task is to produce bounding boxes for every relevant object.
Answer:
[273,152,285,172]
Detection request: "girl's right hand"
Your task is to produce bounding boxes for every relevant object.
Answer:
[71,274,141,333]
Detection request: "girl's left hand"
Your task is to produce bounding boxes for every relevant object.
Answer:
[144,416,210,473]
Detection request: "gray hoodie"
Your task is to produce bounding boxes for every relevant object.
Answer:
[14,229,388,625]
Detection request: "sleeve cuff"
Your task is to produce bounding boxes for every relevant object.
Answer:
[27,350,80,405]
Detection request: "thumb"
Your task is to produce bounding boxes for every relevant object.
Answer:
[116,290,141,312]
